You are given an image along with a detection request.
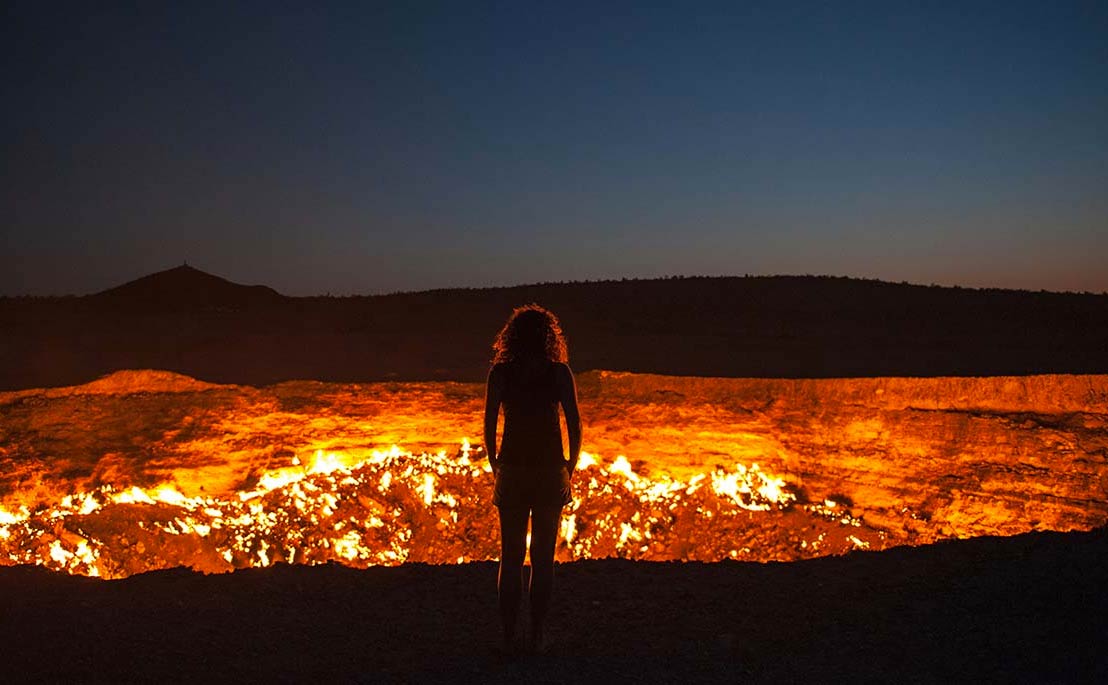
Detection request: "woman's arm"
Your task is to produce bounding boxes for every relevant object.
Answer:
[483,364,505,472]
[556,363,582,471]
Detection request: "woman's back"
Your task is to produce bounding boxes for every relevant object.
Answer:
[497,359,563,467]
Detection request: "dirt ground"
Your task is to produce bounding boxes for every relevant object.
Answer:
[3,527,1106,683]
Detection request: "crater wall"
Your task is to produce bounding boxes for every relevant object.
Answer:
[1,370,1105,575]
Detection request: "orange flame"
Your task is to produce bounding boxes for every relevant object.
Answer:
[0,441,878,579]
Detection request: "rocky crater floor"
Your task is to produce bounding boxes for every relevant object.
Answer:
[1,370,1105,577]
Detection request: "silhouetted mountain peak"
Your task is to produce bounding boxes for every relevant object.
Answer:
[93,264,285,309]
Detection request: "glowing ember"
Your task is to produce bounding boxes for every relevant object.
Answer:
[0,441,878,578]
[2,369,1106,578]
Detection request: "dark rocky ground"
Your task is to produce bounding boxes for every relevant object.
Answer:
[3,527,1106,683]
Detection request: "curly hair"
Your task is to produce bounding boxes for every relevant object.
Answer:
[491,304,568,364]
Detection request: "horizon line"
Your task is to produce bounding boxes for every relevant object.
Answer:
[3,266,1108,300]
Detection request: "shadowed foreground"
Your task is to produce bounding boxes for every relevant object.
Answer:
[3,528,1107,683]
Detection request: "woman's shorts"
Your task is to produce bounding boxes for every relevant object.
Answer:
[493,461,572,510]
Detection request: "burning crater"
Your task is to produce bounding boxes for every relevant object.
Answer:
[1,370,1106,578]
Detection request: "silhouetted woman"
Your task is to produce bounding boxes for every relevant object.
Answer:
[484,304,581,654]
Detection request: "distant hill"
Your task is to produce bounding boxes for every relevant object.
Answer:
[1,269,1107,389]
[93,264,285,309]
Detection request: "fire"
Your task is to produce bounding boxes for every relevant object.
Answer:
[0,441,870,579]
[7,369,1100,579]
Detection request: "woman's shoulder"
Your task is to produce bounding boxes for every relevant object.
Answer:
[487,362,510,385]
[491,358,569,379]
[551,361,574,381]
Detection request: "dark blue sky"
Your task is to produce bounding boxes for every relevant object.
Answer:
[3,1,1106,295]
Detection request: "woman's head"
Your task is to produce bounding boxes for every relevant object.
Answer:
[492,304,568,364]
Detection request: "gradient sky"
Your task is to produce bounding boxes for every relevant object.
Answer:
[3,1,1106,296]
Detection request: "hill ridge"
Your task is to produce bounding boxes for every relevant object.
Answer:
[2,269,1106,389]
[93,264,284,307]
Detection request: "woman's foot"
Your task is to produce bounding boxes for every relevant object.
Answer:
[498,630,522,659]
[526,624,547,655]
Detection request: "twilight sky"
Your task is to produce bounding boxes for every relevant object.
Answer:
[3,1,1106,296]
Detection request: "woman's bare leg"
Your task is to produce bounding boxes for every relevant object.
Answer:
[497,505,529,651]
[528,504,563,651]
